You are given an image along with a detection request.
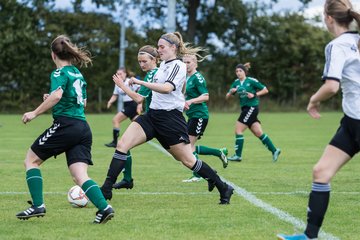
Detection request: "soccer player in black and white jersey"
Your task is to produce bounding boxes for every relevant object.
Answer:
[100,32,234,204]
[278,0,360,239]
[105,67,140,148]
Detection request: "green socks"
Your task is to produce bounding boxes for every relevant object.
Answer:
[195,145,221,157]
[122,151,133,182]
[26,168,43,207]
[235,134,244,157]
[82,179,108,211]
[26,169,109,211]
[259,133,277,153]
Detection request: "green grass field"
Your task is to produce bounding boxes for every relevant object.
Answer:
[1,112,359,240]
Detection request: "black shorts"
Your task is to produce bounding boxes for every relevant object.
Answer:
[31,116,93,166]
[187,118,208,139]
[330,114,360,157]
[135,109,190,149]
[237,106,260,127]
[122,101,138,120]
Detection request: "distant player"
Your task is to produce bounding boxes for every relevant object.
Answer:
[105,67,139,148]
[278,0,360,239]
[101,32,234,204]
[226,62,281,162]
[182,54,228,183]
[16,35,114,223]
[112,45,159,190]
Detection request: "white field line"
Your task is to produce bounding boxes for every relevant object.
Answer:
[222,178,339,240]
[147,141,340,240]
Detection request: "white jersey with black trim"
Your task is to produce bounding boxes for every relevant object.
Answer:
[113,78,140,102]
[323,31,360,119]
[150,59,186,112]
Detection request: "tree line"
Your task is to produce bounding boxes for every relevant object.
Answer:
[1,0,340,113]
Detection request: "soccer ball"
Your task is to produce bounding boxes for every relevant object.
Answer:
[67,185,89,208]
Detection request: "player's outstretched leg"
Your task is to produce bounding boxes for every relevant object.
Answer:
[16,168,46,220]
[81,179,115,223]
[101,150,127,200]
[191,159,234,204]
[195,145,229,168]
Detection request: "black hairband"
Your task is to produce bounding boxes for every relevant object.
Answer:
[161,37,178,47]
[236,64,247,73]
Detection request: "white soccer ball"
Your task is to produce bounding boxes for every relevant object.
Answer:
[67,185,89,208]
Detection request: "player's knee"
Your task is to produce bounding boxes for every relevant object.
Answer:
[117,139,127,152]
[181,156,196,169]
[24,158,41,169]
[312,164,331,183]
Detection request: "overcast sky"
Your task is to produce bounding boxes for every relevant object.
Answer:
[54,0,360,28]
[54,0,360,10]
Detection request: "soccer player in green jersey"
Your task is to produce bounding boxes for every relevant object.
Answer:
[182,54,229,183]
[111,45,159,191]
[226,62,281,162]
[16,35,114,223]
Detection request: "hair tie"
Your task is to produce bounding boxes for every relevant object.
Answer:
[139,51,156,58]
[161,36,179,47]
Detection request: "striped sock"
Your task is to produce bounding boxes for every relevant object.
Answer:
[305,182,331,239]
[235,134,244,157]
[259,133,276,153]
[102,150,127,189]
[82,179,108,211]
[191,159,225,191]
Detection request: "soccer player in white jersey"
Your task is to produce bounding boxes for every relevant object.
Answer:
[100,32,234,205]
[105,67,140,148]
[278,0,360,239]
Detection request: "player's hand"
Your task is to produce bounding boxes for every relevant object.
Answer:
[136,104,143,115]
[247,92,255,98]
[184,101,191,111]
[22,111,36,124]
[113,73,124,87]
[43,94,50,101]
[230,88,237,94]
[107,101,112,109]
[130,77,141,86]
[307,101,321,119]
